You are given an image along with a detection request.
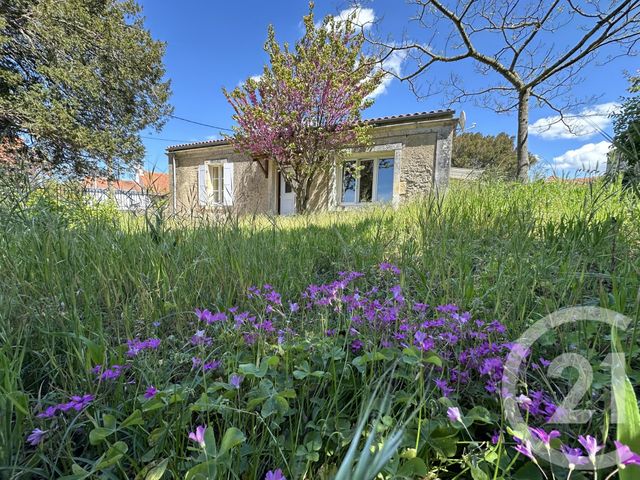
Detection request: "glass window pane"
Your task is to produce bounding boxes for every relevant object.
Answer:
[342,161,357,203]
[359,160,373,203]
[210,166,223,203]
[376,158,394,202]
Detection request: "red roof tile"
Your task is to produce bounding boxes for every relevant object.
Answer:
[84,171,169,194]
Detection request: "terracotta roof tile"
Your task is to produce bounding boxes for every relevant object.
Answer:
[84,171,169,194]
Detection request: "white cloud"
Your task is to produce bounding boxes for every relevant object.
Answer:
[368,49,407,99]
[529,102,620,140]
[237,74,262,88]
[334,6,375,29]
[551,141,611,172]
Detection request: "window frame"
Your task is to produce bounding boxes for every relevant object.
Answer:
[207,162,225,205]
[339,156,395,206]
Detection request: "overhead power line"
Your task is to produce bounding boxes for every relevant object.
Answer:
[168,114,234,132]
[141,135,192,143]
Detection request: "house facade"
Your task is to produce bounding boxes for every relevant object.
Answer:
[167,110,458,215]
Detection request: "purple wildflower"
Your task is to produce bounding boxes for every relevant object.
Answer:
[243,332,258,345]
[325,328,336,337]
[37,405,58,419]
[126,337,161,356]
[265,469,286,480]
[230,374,244,389]
[414,331,434,352]
[379,262,401,275]
[37,394,94,418]
[447,407,462,423]
[152,321,161,327]
[26,428,47,446]
[561,445,589,469]
[413,302,429,313]
[144,386,158,399]
[435,378,453,397]
[436,304,458,314]
[195,308,213,323]
[578,435,603,463]
[350,339,363,352]
[513,437,536,462]
[491,430,501,445]
[98,364,126,381]
[529,427,561,449]
[203,360,221,372]
[265,290,282,305]
[191,330,212,346]
[289,302,299,313]
[614,441,640,468]
[188,425,206,448]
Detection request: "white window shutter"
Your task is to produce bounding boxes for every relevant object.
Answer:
[223,162,234,206]
[198,164,208,206]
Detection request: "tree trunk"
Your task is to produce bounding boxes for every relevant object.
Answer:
[294,177,310,214]
[516,89,531,181]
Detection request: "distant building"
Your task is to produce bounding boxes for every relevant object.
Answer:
[85,169,169,211]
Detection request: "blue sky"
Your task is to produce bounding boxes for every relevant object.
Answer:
[138,0,636,177]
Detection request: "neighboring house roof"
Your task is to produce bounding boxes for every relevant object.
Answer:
[85,170,169,194]
[166,110,456,152]
[138,171,170,193]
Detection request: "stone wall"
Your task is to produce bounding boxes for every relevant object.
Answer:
[169,144,271,215]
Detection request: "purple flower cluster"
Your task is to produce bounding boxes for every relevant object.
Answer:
[191,329,213,346]
[37,394,94,418]
[125,337,161,356]
[511,429,640,472]
[379,262,401,275]
[192,357,222,372]
[265,469,286,480]
[512,390,560,422]
[195,308,227,324]
[93,364,128,381]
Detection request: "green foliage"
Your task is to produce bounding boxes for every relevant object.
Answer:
[612,326,640,480]
[453,132,537,179]
[23,181,119,228]
[0,0,172,174]
[611,71,640,190]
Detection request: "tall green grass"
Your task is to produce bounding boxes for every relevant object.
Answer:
[1,177,639,477]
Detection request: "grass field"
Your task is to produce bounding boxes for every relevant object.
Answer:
[1,179,639,479]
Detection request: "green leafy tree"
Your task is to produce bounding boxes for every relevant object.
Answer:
[224,3,382,214]
[453,132,525,178]
[0,0,172,175]
[611,72,640,188]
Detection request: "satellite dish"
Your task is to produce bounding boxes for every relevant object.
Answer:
[459,110,466,131]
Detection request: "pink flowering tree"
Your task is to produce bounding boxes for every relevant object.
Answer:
[223,3,383,214]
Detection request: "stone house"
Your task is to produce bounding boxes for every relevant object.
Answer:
[166,110,458,215]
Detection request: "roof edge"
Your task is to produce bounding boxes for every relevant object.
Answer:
[167,110,456,152]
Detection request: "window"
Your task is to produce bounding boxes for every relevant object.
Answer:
[340,157,394,204]
[208,164,224,204]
